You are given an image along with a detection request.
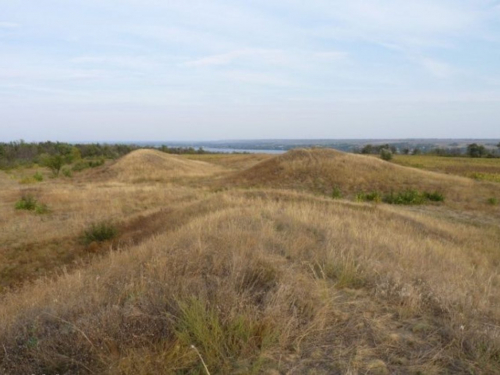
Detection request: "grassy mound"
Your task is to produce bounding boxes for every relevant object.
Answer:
[92,149,224,183]
[228,148,498,209]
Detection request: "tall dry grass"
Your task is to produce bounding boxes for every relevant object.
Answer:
[1,191,499,374]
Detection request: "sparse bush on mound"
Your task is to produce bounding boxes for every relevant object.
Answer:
[356,191,382,203]
[33,171,43,181]
[82,221,118,245]
[14,195,38,210]
[62,168,72,178]
[14,195,49,214]
[382,190,445,205]
[34,203,50,214]
[355,190,445,205]
[383,190,426,205]
[423,191,445,202]
[18,171,44,185]
[331,186,342,199]
[487,197,498,206]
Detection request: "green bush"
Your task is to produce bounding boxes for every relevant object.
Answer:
[380,148,393,161]
[72,158,105,172]
[33,171,43,181]
[381,190,444,205]
[62,168,73,178]
[423,191,445,202]
[356,191,382,203]
[82,221,118,245]
[383,190,426,205]
[34,203,50,214]
[14,195,49,213]
[487,197,498,206]
[331,186,342,199]
[15,195,38,210]
[72,161,88,172]
[88,158,105,168]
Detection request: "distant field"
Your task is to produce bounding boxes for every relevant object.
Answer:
[393,154,500,182]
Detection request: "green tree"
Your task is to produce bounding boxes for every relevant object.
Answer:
[361,144,373,154]
[41,154,65,176]
[380,148,393,161]
[466,143,487,158]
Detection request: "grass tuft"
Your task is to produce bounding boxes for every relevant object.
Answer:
[15,195,39,211]
[81,221,118,245]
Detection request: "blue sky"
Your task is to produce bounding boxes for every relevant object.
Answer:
[1,0,500,141]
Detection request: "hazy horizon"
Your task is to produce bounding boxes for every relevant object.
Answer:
[2,1,500,141]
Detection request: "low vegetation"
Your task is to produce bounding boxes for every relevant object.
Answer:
[82,221,118,245]
[14,195,39,211]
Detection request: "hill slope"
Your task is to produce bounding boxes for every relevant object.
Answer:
[1,191,499,374]
[228,148,498,209]
[91,149,224,182]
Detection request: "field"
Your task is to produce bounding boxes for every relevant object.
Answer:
[393,154,500,182]
[1,149,500,374]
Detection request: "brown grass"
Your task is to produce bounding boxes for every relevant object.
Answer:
[0,149,499,374]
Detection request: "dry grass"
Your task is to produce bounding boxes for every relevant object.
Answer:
[1,149,500,374]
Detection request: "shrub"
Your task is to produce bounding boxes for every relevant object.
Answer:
[34,203,50,214]
[72,158,105,172]
[383,190,426,205]
[14,195,49,213]
[82,221,118,245]
[88,158,105,168]
[487,197,498,206]
[41,154,65,176]
[380,148,393,161]
[33,171,43,181]
[382,190,445,205]
[356,191,382,203]
[62,168,72,178]
[423,191,445,202]
[15,195,38,210]
[331,186,342,199]
[72,161,88,172]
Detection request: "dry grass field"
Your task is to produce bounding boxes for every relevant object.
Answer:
[1,149,499,374]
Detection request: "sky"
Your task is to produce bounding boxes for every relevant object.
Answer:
[1,0,500,142]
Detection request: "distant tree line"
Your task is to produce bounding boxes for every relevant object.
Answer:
[157,145,210,155]
[0,141,140,170]
[357,142,500,159]
[0,141,214,170]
